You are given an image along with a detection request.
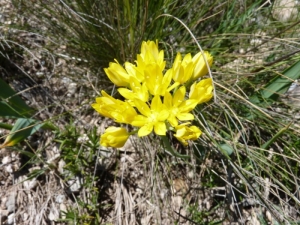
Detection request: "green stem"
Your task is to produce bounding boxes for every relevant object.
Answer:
[161,135,190,159]
[261,122,291,149]
[0,122,13,130]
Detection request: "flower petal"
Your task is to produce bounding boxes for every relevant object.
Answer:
[138,124,153,137]
[154,122,167,135]
[134,98,151,117]
[192,51,213,80]
[177,113,194,121]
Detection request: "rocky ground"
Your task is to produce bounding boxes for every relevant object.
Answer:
[0,0,300,224]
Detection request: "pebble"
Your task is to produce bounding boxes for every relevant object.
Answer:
[23,178,38,190]
[67,176,82,193]
[7,213,15,224]
[67,82,77,95]
[5,194,15,213]
[55,194,65,204]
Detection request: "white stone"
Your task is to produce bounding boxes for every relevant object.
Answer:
[67,176,82,192]
[2,156,11,164]
[67,82,77,95]
[55,194,65,204]
[6,194,15,213]
[272,0,298,23]
[48,207,59,221]
[23,178,37,190]
[5,164,13,173]
[58,159,66,174]
[7,213,15,224]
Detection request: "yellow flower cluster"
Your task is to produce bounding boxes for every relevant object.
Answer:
[92,40,213,147]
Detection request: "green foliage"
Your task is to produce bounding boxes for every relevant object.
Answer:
[0,77,44,148]
[0,118,43,148]
[187,203,224,225]
[14,0,195,69]
[0,77,34,118]
[54,124,99,175]
[54,124,102,224]
[250,61,300,107]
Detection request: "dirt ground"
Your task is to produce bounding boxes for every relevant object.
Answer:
[1,0,299,224]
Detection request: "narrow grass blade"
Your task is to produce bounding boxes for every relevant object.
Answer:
[0,118,43,148]
[0,101,24,118]
[0,122,13,130]
[0,78,34,118]
[261,122,291,150]
[250,60,300,106]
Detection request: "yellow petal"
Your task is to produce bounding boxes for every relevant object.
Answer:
[168,115,178,127]
[173,86,186,106]
[134,98,151,117]
[104,61,130,86]
[177,113,194,121]
[138,124,153,137]
[131,115,148,127]
[192,51,213,80]
[154,122,167,135]
[151,95,163,112]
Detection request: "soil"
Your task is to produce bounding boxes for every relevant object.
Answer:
[0,1,299,224]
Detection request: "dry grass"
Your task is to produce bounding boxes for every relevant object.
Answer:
[1,0,300,224]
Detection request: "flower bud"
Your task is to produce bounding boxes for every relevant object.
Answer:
[100,127,130,148]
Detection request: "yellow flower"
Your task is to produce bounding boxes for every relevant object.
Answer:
[124,62,144,83]
[164,86,198,127]
[192,51,213,80]
[131,96,169,136]
[189,78,213,104]
[91,91,137,124]
[92,40,213,146]
[100,126,130,148]
[104,60,131,87]
[172,53,195,85]
[144,64,173,96]
[174,124,202,145]
[137,40,165,71]
[118,76,149,104]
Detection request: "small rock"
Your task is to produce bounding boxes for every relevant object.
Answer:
[48,207,59,221]
[5,194,15,213]
[67,176,82,193]
[23,178,38,190]
[7,213,15,224]
[67,82,77,95]
[55,194,65,204]
[58,159,66,174]
[61,77,72,85]
[2,156,11,164]
[5,164,13,173]
[272,0,298,23]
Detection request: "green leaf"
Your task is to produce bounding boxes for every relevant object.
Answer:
[0,118,43,148]
[0,122,13,130]
[0,101,24,118]
[249,60,300,106]
[219,143,234,156]
[0,78,34,118]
